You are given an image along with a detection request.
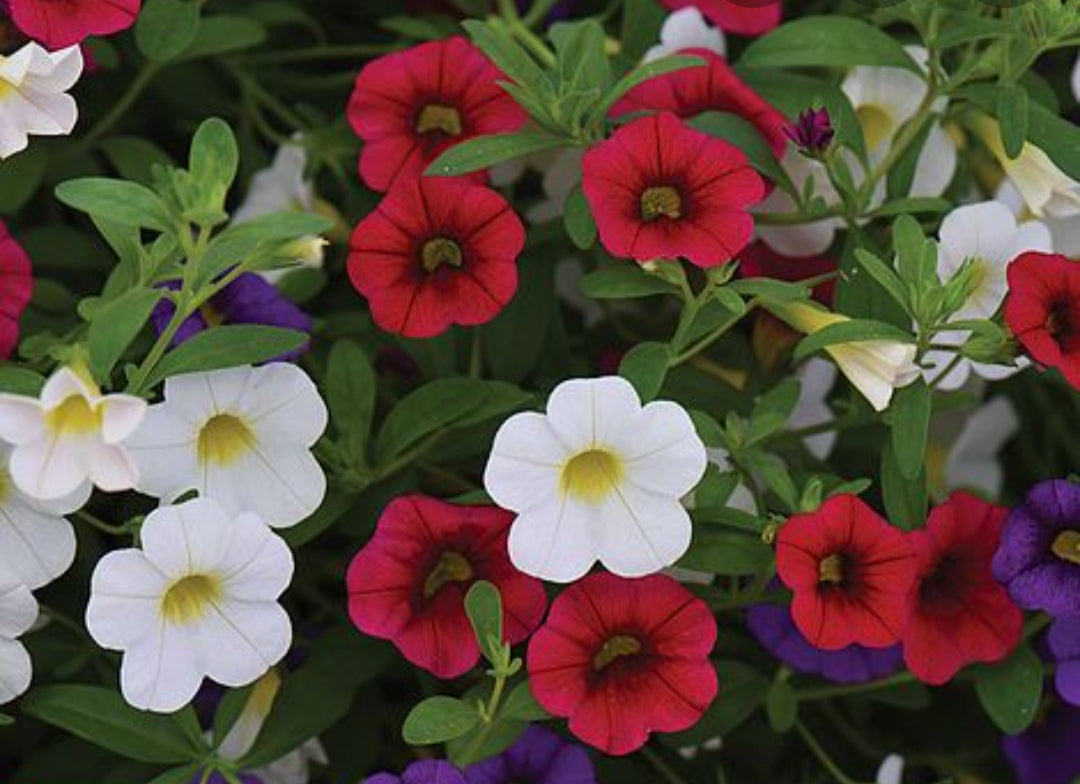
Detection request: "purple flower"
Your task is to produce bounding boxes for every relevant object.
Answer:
[465,725,596,784]
[993,479,1080,618]
[365,761,466,784]
[1049,617,1080,706]
[782,108,835,156]
[1002,701,1080,784]
[195,774,262,784]
[151,273,312,361]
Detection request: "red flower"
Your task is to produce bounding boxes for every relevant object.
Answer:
[902,492,1023,685]
[739,241,837,305]
[347,176,525,338]
[612,49,787,157]
[527,572,717,755]
[347,36,527,192]
[346,495,547,680]
[776,494,919,651]
[582,112,764,269]
[658,0,781,36]
[0,222,33,360]
[1004,251,1080,390]
[8,0,141,48]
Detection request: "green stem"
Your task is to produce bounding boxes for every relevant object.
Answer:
[796,670,917,703]
[640,746,693,784]
[74,510,129,537]
[795,721,873,784]
[71,63,162,153]
[456,671,510,767]
[670,302,756,366]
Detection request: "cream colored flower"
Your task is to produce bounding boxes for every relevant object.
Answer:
[978,115,1080,218]
[0,42,83,159]
[0,562,36,705]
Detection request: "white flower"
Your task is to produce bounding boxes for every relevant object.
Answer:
[920,329,1027,392]
[85,498,294,713]
[996,178,1080,257]
[0,562,36,705]
[126,364,328,529]
[0,366,146,501]
[934,397,1019,500]
[1073,53,1080,105]
[790,358,838,460]
[484,376,707,582]
[978,115,1080,218]
[756,150,844,256]
[645,7,726,63]
[876,754,904,784]
[0,42,83,159]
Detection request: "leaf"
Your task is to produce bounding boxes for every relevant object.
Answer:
[998,83,1030,160]
[580,265,679,300]
[746,378,800,445]
[0,146,48,214]
[465,581,504,667]
[480,254,556,383]
[620,0,666,62]
[766,680,798,733]
[550,19,612,96]
[425,132,567,177]
[501,681,550,721]
[178,15,267,60]
[851,249,911,316]
[136,0,201,62]
[739,16,920,71]
[88,287,164,381]
[146,765,204,784]
[881,446,927,531]
[189,117,239,207]
[619,342,670,402]
[402,697,481,746]
[0,366,45,395]
[55,178,176,233]
[889,381,931,481]
[325,341,376,464]
[210,685,253,748]
[679,529,772,575]
[563,185,597,250]
[462,20,556,105]
[101,137,176,185]
[869,197,952,218]
[974,644,1044,735]
[143,325,308,389]
[793,320,914,361]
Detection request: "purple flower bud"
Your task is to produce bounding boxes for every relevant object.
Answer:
[783,107,835,156]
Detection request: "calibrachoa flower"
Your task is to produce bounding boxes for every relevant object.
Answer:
[347,36,526,192]
[783,107,835,156]
[645,6,726,62]
[1004,252,1080,390]
[0,561,36,705]
[0,366,146,500]
[1001,701,1080,784]
[1049,617,1080,706]
[0,221,32,359]
[346,495,547,679]
[348,176,525,338]
[658,0,780,36]
[776,494,919,650]
[527,572,718,755]
[993,479,1080,617]
[902,492,1022,685]
[85,498,294,712]
[582,112,764,269]
[935,397,1019,501]
[465,724,597,784]
[484,376,707,582]
[0,41,83,159]
[755,149,843,256]
[365,761,466,784]
[977,115,1080,219]
[7,0,140,48]
[126,364,328,528]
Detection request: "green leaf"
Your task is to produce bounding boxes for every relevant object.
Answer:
[480,254,556,383]
[580,265,679,299]
[501,681,550,721]
[739,17,920,71]
[974,644,1044,735]
[746,378,800,445]
[889,381,931,481]
[143,325,308,389]
[101,137,176,186]
[402,697,481,745]
[0,146,48,214]
[462,20,556,106]
[793,320,914,361]
[325,340,376,464]
[765,680,798,733]
[465,580,504,667]
[881,446,927,531]
[147,765,204,784]
[852,249,911,315]
[869,197,952,218]
[425,132,567,177]
[178,15,267,60]
[136,0,201,62]
[690,112,790,189]
[619,342,670,402]
[0,366,45,395]
[563,185,597,250]
[88,287,164,381]
[998,83,1030,160]
[620,0,666,62]
[210,685,253,749]
[679,529,772,575]
[550,19,612,96]
[21,685,205,764]
[55,178,176,233]
[187,117,239,216]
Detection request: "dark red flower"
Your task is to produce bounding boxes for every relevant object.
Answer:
[1004,252,1080,390]
[582,112,764,269]
[776,494,919,651]
[347,176,525,338]
[612,49,787,157]
[901,492,1022,685]
[346,495,547,680]
[347,36,527,192]
[7,0,141,48]
[527,572,717,755]
[783,107,835,156]
[739,241,837,305]
[0,221,33,360]
[658,0,781,36]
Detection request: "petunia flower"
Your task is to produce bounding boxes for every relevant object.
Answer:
[1001,700,1080,784]
[85,497,294,713]
[0,365,146,500]
[582,113,764,269]
[1049,617,1080,707]
[125,364,328,529]
[644,7,726,62]
[346,495,547,680]
[0,41,83,159]
[364,761,466,784]
[347,36,527,192]
[977,115,1080,219]
[1004,252,1080,390]
[776,494,919,650]
[0,221,33,359]
[876,756,905,784]
[527,572,718,755]
[464,724,597,784]
[657,0,780,36]
[484,376,707,583]
[901,492,1022,685]
[348,176,525,339]
[6,0,139,48]
[993,479,1080,618]
[0,560,36,705]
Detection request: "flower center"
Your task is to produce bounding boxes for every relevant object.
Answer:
[416,103,463,137]
[593,634,643,671]
[640,186,683,221]
[1052,530,1080,566]
[856,104,893,150]
[45,395,102,435]
[1045,300,1073,344]
[161,574,222,625]
[199,302,226,328]
[423,550,474,598]
[818,553,846,585]
[421,238,464,273]
[197,414,256,466]
[560,448,624,504]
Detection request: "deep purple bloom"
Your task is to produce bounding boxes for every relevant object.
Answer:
[782,108,834,156]
[465,725,596,784]
[1049,617,1080,706]
[365,761,466,784]
[1002,701,1080,784]
[196,773,261,784]
[151,273,312,360]
[993,479,1080,618]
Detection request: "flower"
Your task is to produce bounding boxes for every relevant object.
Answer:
[1049,617,1080,706]
[348,176,525,339]
[347,36,526,192]
[993,479,1080,618]
[527,572,718,755]
[484,375,707,582]
[150,274,312,360]
[85,497,294,712]
[876,756,905,784]
[776,494,919,650]
[125,364,328,529]
[582,113,764,269]
[346,495,547,679]
[364,761,466,784]
[932,396,1019,501]
[7,0,139,48]
[789,358,838,461]
[645,7,725,62]
[0,366,146,500]
[977,115,1080,219]
[902,492,1022,685]
[783,107,835,156]
[1001,701,1080,784]
[0,42,82,159]
[612,49,787,157]
[755,149,844,256]
[464,724,597,784]
[1004,252,1080,390]
[0,222,32,359]
[0,561,36,705]
[657,0,780,36]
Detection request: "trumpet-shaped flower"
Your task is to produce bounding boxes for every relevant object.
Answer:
[977,116,1080,219]
[7,0,140,48]
[0,561,36,705]
[0,42,83,159]
[1004,252,1080,391]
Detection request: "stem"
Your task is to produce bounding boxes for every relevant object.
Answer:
[928,352,964,389]
[796,721,872,784]
[74,510,129,537]
[456,670,510,766]
[71,63,162,153]
[796,670,916,703]
[670,302,756,366]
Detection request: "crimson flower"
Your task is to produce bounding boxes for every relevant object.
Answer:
[582,112,764,269]
[776,494,919,650]
[612,48,787,157]
[347,176,525,338]
[1004,252,1080,390]
[901,492,1022,685]
[658,0,781,36]
[346,495,547,680]
[7,0,141,48]
[527,572,717,756]
[347,36,527,192]
[0,221,33,360]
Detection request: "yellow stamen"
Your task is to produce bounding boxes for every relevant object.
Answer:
[593,635,642,670]
[161,574,222,625]
[197,414,256,466]
[421,238,464,273]
[818,554,845,584]
[560,449,624,504]
[423,551,474,598]
[1052,530,1080,566]
[199,302,226,328]
[640,186,683,221]
[416,104,463,136]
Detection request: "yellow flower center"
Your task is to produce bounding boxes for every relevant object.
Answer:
[416,103,463,136]
[161,574,222,625]
[856,103,894,150]
[199,302,226,328]
[560,448,624,504]
[818,553,846,585]
[640,186,683,221]
[593,634,643,671]
[45,395,102,436]
[197,414,256,466]
[422,550,474,599]
[1052,530,1080,566]
[421,238,464,273]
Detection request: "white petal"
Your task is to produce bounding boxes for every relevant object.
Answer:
[219,514,293,601]
[790,359,838,460]
[0,497,76,590]
[86,550,169,649]
[126,407,200,500]
[203,447,326,528]
[192,601,291,687]
[0,396,44,445]
[0,638,31,705]
[484,412,566,512]
[876,754,905,784]
[909,123,956,198]
[40,367,95,410]
[508,497,597,583]
[615,401,706,497]
[938,201,1018,282]
[10,436,89,500]
[647,6,726,62]
[86,443,139,493]
[140,498,233,577]
[946,397,1019,498]
[163,368,250,424]
[100,395,148,444]
[244,364,327,447]
[545,376,641,452]
[596,487,693,578]
[0,578,37,639]
[119,622,203,712]
[1073,54,1080,104]
[828,341,916,412]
